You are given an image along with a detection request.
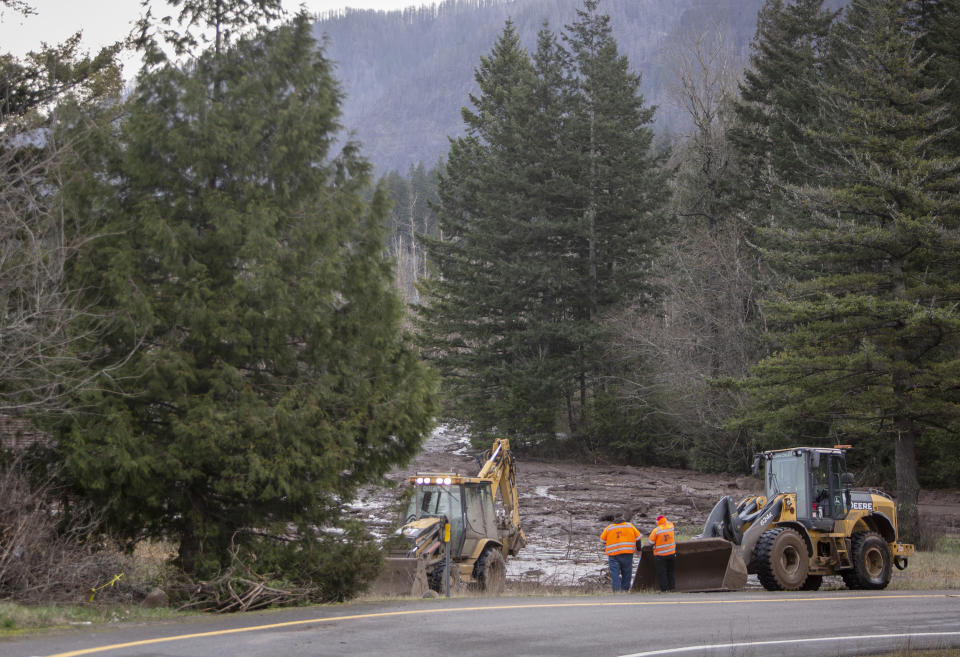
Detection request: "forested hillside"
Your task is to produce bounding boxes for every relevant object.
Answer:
[313,0,828,174]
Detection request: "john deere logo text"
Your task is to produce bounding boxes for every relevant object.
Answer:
[851,501,873,510]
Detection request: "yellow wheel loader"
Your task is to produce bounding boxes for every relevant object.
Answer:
[633,446,915,592]
[371,438,526,596]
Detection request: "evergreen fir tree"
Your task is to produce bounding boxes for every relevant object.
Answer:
[560,0,669,414]
[59,16,437,588]
[909,0,960,157]
[732,0,960,541]
[418,21,559,437]
[134,0,284,63]
[731,0,839,187]
[419,2,668,443]
[905,0,960,485]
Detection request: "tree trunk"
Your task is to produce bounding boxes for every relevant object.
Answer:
[893,423,921,545]
[409,186,419,283]
[178,524,201,574]
[891,258,920,545]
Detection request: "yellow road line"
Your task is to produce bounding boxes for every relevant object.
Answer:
[43,594,951,657]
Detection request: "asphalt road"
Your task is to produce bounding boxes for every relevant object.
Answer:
[4,591,960,657]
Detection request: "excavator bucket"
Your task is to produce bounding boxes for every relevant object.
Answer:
[631,539,748,592]
[369,557,429,597]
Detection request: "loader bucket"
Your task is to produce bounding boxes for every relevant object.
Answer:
[632,538,748,592]
[369,557,429,597]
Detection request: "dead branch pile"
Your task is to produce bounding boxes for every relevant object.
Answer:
[0,456,130,603]
[170,548,311,613]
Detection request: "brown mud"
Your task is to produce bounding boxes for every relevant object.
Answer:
[350,426,960,588]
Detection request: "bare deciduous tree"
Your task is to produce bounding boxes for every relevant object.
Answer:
[1,2,130,422]
[1,123,135,419]
[667,27,740,232]
[606,28,762,469]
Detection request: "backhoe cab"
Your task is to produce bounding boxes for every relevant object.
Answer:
[633,446,914,592]
[371,439,525,597]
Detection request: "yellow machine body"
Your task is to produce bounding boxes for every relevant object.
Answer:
[634,447,914,592]
[371,439,525,596]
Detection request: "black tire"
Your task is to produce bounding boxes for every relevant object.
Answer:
[475,546,506,594]
[427,565,444,593]
[754,527,809,591]
[428,563,463,595]
[841,531,891,590]
[800,574,823,591]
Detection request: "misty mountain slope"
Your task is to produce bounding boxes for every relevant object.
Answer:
[313,0,767,175]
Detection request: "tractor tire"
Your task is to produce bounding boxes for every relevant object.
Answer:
[841,531,891,590]
[800,574,823,591]
[428,563,463,595]
[754,527,809,591]
[475,546,506,594]
[427,565,444,594]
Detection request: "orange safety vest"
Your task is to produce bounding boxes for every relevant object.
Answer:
[649,520,676,556]
[601,522,641,556]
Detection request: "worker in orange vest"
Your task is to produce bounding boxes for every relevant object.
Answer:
[601,512,641,592]
[649,514,676,591]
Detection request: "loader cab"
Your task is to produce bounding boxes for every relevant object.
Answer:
[406,477,498,558]
[763,448,850,531]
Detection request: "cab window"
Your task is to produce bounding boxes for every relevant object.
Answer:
[767,452,810,516]
[463,483,497,540]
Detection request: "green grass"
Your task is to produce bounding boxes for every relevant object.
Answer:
[937,535,960,553]
[888,535,960,590]
[0,602,185,637]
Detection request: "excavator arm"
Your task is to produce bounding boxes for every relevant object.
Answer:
[371,437,526,596]
[477,438,526,556]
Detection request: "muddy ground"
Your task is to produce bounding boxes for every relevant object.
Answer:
[350,426,960,589]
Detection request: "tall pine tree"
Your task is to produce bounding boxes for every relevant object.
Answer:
[418,22,558,437]
[59,15,437,590]
[560,0,669,432]
[419,1,668,444]
[909,0,960,158]
[731,0,839,188]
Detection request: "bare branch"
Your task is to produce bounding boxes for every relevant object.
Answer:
[0,121,140,417]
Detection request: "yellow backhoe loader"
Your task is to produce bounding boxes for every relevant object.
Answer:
[371,438,525,596]
[633,446,914,592]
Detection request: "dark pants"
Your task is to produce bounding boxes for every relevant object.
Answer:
[654,554,676,591]
[608,553,634,592]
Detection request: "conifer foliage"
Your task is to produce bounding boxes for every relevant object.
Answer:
[732,0,838,188]
[733,0,960,540]
[58,14,437,591]
[419,1,668,443]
